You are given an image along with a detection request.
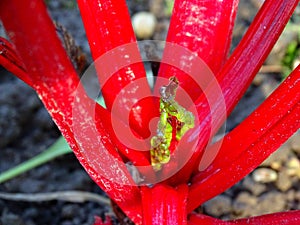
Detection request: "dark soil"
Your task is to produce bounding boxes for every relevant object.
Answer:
[1,0,300,224]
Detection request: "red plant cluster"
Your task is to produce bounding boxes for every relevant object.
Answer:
[1,0,300,224]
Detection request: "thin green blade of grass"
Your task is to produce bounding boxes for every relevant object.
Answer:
[0,136,72,184]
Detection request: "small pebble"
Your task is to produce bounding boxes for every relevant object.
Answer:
[132,12,157,39]
[286,157,300,177]
[276,169,293,192]
[233,192,257,217]
[257,192,286,214]
[203,195,232,217]
[242,176,267,196]
[270,161,282,171]
[286,189,296,202]
[252,168,278,183]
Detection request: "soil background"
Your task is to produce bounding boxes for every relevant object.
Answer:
[1,0,300,224]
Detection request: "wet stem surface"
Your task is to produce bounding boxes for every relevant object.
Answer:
[0,0,300,224]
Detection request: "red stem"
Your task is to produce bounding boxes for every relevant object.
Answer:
[0,1,143,223]
[0,37,32,86]
[141,184,188,225]
[162,0,299,185]
[77,0,155,168]
[188,65,300,212]
[155,0,239,102]
[188,210,300,225]
[231,210,300,225]
[188,213,231,225]
[77,0,156,139]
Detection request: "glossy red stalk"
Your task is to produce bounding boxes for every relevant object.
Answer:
[155,0,239,102]
[231,210,300,225]
[188,65,300,211]
[0,1,143,223]
[0,37,32,86]
[77,0,156,139]
[141,184,188,224]
[188,210,300,225]
[163,0,299,185]
[188,213,229,225]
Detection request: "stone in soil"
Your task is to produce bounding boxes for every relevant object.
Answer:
[276,169,293,192]
[132,11,157,39]
[233,191,287,218]
[233,192,257,218]
[203,195,232,217]
[242,176,267,196]
[286,156,300,178]
[256,192,287,214]
[252,168,278,183]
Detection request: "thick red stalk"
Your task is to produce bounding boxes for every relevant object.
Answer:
[141,184,188,225]
[188,211,300,224]
[162,0,299,185]
[195,65,300,181]
[77,0,156,139]
[0,1,143,223]
[95,103,150,165]
[0,37,32,86]
[188,213,231,225]
[94,103,156,181]
[155,0,239,102]
[188,66,300,212]
[231,210,300,225]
